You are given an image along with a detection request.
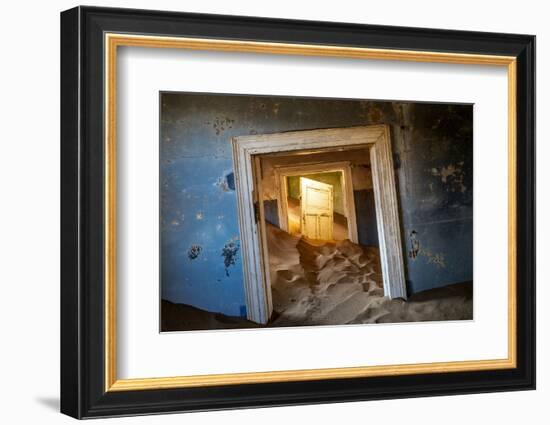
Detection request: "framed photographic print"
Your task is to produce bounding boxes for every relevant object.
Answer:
[60,6,535,419]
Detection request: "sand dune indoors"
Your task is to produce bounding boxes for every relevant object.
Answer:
[267,223,472,326]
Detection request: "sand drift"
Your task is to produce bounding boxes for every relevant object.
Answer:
[267,223,472,326]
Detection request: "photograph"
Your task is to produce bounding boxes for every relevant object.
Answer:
[160,92,474,331]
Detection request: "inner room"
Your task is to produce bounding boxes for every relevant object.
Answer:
[285,172,347,241]
[258,146,383,326]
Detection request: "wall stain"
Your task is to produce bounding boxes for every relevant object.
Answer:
[214,177,230,192]
[422,250,446,268]
[366,104,384,122]
[226,172,235,190]
[221,237,240,277]
[408,230,420,259]
[408,230,446,268]
[187,245,202,260]
[393,153,401,170]
[430,162,466,193]
[214,171,236,192]
[207,116,235,136]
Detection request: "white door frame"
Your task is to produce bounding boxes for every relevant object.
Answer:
[273,161,359,243]
[232,125,407,324]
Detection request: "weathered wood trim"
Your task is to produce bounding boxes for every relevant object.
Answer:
[370,127,408,299]
[232,125,407,324]
[254,156,274,317]
[231,139,271,324]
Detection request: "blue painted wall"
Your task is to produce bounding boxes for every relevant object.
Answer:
[160,93,473,315]
[355,189,379,247]
[263,200,279,228]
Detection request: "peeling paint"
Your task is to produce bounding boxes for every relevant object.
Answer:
[214,171,236,192]
[393,153,401,170]
[430,162,467,193]
[221,237,240,277]
[408,230,420,259]
[214,177,230,192]
[225,172,235,190]
[208,116,235,136]
[187,245,202,260]
[408,231,446,268]
[195,212,204,220]
[422,250,446,268]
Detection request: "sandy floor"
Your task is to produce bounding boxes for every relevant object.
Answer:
[161,224,472,332]
[267,223,472,326]
[161,300,259,332]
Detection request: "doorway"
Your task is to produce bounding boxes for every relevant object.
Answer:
[232,125,407,324]
[274,161,359,244]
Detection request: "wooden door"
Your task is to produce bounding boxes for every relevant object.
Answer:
[300,177,333,240]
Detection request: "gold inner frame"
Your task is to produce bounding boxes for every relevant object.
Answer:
[104,33,517,392]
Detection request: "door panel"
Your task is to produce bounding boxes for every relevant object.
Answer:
[318,214,332,240]
[300,177,334,240]
[308,189,330,209]
[304,214,318,237]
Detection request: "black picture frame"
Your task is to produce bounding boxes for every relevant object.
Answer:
[61,5,535,419]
